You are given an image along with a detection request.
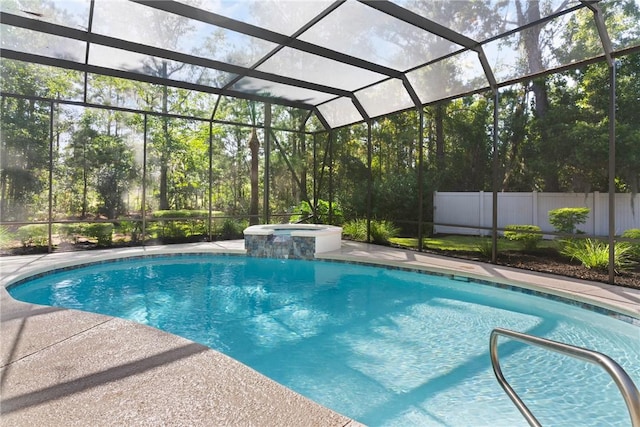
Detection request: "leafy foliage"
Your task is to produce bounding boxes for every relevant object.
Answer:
[621,228,640,259]
[342,219,400,245]
[151,209,209,219]
[2,7,640,258]
[289,199,343,225]
[17,224,49,247]
[115,220,142,244]
[216,218,247,240]
[0,226,14,249]
[504,225,543,251]
[150,209,210,239]
[548,207,590,234]
[84,223,113,246]
[475,238,495,259]
[560,238,636,272]
[59,222,114,246]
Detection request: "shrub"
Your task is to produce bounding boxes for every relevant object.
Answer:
[151,210,209,238]
[621,228,640,259]
[17,224,49,247]
[116,220,142,243]
[342,219,368,241]
[504,225,542,251]
[342,219,399,244]
[84,223,113,246]
[560,238,636,272]
[370,220,400,244]
[58,223,113,246]
[548,207,590,235]
[219,218,246,240]
[152,209,209,219]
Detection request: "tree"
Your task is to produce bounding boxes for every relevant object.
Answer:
[0,61,53,221]
[93,135,137,219]
[65,113,99,217]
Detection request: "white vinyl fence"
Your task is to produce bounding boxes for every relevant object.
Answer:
[433,191,640,237]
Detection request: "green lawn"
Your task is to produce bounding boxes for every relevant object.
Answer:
[390,235,558,253]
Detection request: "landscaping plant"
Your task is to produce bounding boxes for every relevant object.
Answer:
[475,238,495,259]
[17,224,49,247]
[504,225,542,251]
[621,228,640,260]
[548,207,590,235]
[343,219,399,245]
[560,238,636,272]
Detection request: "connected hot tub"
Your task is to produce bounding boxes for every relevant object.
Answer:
[243,224,342,259]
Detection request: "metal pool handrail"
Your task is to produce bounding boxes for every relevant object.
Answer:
[490,327,640,427]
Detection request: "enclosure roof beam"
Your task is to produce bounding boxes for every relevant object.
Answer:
[0,12,353,104]
[132,0,401,78]
[0,49,316,111]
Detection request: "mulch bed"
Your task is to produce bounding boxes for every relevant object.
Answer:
[417,247,640,290]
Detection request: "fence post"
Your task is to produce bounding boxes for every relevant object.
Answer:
[433,191,438,234]
[593,191,599,235]
[532,191,538,227]
[479,191,484,235]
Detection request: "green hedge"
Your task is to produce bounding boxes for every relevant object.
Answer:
[504,224,542,251]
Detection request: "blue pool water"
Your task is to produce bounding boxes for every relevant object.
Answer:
[8,255,640,426]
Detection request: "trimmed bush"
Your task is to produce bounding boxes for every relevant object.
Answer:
[548,207,590,235]
[504,225,542,251]
[560,238,636,272]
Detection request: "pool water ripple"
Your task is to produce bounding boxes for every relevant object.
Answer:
[8,255,640,427]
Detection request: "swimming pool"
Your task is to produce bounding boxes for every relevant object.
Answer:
[8,254,640,426]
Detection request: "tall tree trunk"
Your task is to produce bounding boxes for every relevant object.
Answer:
[159,62,170,210]
[435,104,445,170]
[82,142,88,218]
[300,133,308,203]
[249,129,260,225]
[516,0,558,191]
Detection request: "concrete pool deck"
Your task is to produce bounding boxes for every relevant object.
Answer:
[1,240,639,426]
